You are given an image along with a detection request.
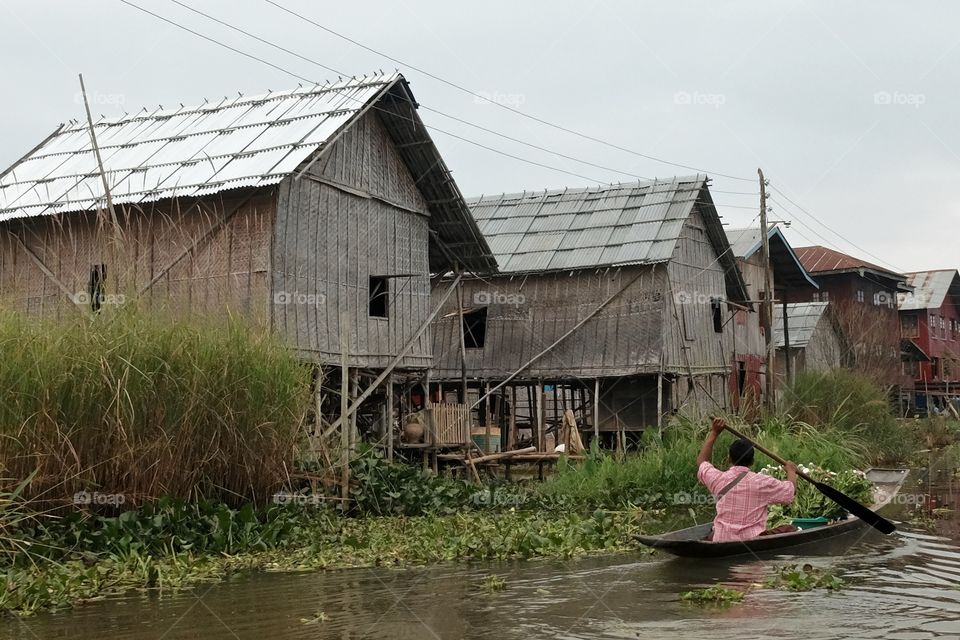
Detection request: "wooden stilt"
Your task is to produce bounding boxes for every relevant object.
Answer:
[386,373,394,461]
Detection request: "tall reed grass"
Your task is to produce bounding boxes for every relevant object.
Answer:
[0,306,311,506]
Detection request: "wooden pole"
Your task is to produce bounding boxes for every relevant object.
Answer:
[593,378,600,442]
[759,168,775,409]
[782,298,792,384]
[456,274,468,404]
[78,74,121,237]
[536,380,545,452]
[386,373,394,461]
[339,312,350,511]
[349,369,359,451]
[509,385,517,450]
[657,372,664,428]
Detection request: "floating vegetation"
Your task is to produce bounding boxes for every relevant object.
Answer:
[479,575,506,592]
[679,584,745,605]
[765,564,845,592]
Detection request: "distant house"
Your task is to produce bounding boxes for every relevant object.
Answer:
[899,269,960,413]
[429,177,750,449]
[791,246,910,388]
[726,224,819,404]
[0,72,495,443]
[772,302,844,378]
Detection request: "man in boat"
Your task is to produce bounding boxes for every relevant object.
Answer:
[696,417,798,542]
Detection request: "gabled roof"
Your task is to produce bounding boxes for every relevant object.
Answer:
[793,244,908,286]
[899,269,960,311]
[467,176,748,301]
[773,301,833,348]
[726,225,819,290]
[0,72,496,272]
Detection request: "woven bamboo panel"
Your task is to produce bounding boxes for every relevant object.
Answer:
[432,403,470,446]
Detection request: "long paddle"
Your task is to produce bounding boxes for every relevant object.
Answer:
[722,424,896,535]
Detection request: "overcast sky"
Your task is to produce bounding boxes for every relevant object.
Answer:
[3,0,957,272]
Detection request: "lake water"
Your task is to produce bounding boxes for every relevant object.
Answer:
[6,453,958,640]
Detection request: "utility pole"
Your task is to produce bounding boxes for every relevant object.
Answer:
[759,168,775,409]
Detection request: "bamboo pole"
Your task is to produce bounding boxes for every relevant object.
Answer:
[339,312,350,511]
[465,446,536,466]
[386,373,394,461]
[593,378,600,441]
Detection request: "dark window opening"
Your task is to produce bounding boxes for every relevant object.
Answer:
[737,361,747,396]
[463,307,488,348]
[89,264,107,313]
[711,298,723,333]
[369,276,389,318]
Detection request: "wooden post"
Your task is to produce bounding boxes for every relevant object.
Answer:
[386,373,394,461]
[782,298,792,384]
[484,381,492,453]
[536,380,545,452]
[593,378,600,441]
[509,385,517,450]
[339,312,350,511]
[349,369,359,450]
[759,168,775,409]
[657,372,664,428]
[456,275,468,404]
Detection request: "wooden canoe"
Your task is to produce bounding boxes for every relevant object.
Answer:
[634,468,909,558]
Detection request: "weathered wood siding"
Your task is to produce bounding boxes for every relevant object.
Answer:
[663,207,737,376]
[0,189,273,322]
[431,266,666,380]
[734,254,766,359]
[272,110,432,368]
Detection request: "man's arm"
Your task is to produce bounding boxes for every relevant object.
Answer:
[696,417,727,467]
[784,460,798,487]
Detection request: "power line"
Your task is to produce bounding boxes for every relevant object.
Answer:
[119,0,757,208]
[261,0,755,183]
[768,183,904,274]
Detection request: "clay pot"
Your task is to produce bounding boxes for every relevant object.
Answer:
[403,414,425,443]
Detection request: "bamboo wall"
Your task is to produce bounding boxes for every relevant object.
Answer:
[272,110,432,368]
[663,207,737,376]
[0,189,274,322]
[430,265,667,380]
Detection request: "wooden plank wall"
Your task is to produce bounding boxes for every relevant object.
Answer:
[0,189,274,323]
[272,110,432,368]
[430,265,667,380]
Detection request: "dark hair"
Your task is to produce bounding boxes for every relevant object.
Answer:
[729,439,755,467]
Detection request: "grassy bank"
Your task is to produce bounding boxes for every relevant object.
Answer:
[0,307,311,505]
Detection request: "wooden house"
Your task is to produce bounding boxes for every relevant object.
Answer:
[772,302,844,379]
[429,177,750,450]
[898,269,960,414]
[726,225,820,402]
[790,246,910,389]
[0,72,495,446]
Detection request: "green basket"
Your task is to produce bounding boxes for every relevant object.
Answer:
[791,516,829,530]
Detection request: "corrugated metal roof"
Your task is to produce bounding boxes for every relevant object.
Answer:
[0,74,397,222]
[899,270,960,311]
[773,302,830,348]
[466,177,710,274]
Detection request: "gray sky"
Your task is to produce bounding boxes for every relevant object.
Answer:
[3,0,957,272]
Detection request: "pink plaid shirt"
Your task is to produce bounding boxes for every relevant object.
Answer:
[697,462,796,542]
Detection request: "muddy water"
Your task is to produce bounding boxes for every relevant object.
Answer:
[7,457,959,640]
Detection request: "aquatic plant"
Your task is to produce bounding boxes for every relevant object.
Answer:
[479,575,506,592]
[765,564,845,592]
[679,584,745,605]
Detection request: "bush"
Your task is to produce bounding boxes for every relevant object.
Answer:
[782,369,910,463]
[0,307,311,506]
